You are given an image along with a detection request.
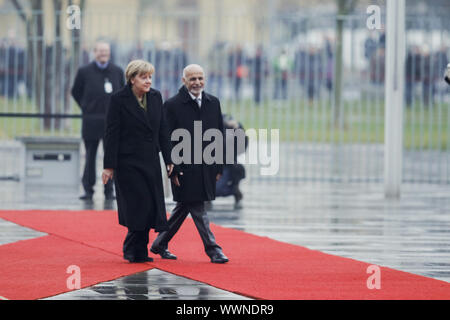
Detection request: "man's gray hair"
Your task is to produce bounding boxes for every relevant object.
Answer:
[94,38,110,50]
[182,64,204,78]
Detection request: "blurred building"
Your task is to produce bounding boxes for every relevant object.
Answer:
[0,0,336,54]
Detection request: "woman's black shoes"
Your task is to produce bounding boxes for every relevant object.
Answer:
[125,256,154,263]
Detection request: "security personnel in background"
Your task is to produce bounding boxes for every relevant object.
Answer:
[71,40,125,201]
[445,63,450,85]
[214,114,247,209]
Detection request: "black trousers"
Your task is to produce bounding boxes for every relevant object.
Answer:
[82,139,114,196]
[152,201,222,257]
[123,228,150,261]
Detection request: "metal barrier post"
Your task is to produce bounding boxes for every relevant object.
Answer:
[384,0,405,198]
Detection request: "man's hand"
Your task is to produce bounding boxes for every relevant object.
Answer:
[216,173,222,182]
[102,169,114,185]
[171,172,183,187]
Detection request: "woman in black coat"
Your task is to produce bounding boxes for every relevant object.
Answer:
[102,60,173,263]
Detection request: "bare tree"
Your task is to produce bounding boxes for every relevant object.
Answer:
[46,0,63,129]
[333,0,358,127]
[10,0,87,130]
[9,0,48,129]
[29,0,44,120]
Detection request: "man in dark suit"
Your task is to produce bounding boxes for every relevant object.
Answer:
[71,40,125,200]
[151,64,229,264]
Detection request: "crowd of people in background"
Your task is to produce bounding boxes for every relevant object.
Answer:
[0,38,25,98]
[0,35,448,107]
[207,39,335,104]
[365,32,449,107]
[404,45,449,107]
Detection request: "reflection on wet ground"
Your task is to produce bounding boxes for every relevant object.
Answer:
[1,178,449,299]
[45,269,249,300]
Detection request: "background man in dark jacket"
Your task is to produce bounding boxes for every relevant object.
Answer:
[445,63,450,85]
[151,64,229,264]
[214,114,247,209]
[71,40,125,200]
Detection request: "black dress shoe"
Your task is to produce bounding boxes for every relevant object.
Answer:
[79,194,93,201]
[234,189,243,202]
[210,252,229,264]
[150,247,177,260]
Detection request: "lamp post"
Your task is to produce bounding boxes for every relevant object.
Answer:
[384,0,405,198]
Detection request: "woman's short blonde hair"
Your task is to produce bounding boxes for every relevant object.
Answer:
[125,59,155,84]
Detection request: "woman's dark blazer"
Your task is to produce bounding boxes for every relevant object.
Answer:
[103,84,172,232]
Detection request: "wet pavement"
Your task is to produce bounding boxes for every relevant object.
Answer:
[44,269,250,300]
[0,217,46,245]
[1,172,449,299]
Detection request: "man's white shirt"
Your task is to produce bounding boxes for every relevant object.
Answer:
[188,91,202,108]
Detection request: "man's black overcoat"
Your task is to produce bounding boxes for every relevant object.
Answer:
[165,86,224,202]
[71,62,125,140]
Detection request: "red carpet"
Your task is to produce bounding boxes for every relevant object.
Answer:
[0,210,449,300]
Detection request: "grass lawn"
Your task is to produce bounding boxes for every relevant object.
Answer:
[0,96,81,139]
[1,96,448,150]
[220,98,449,151]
